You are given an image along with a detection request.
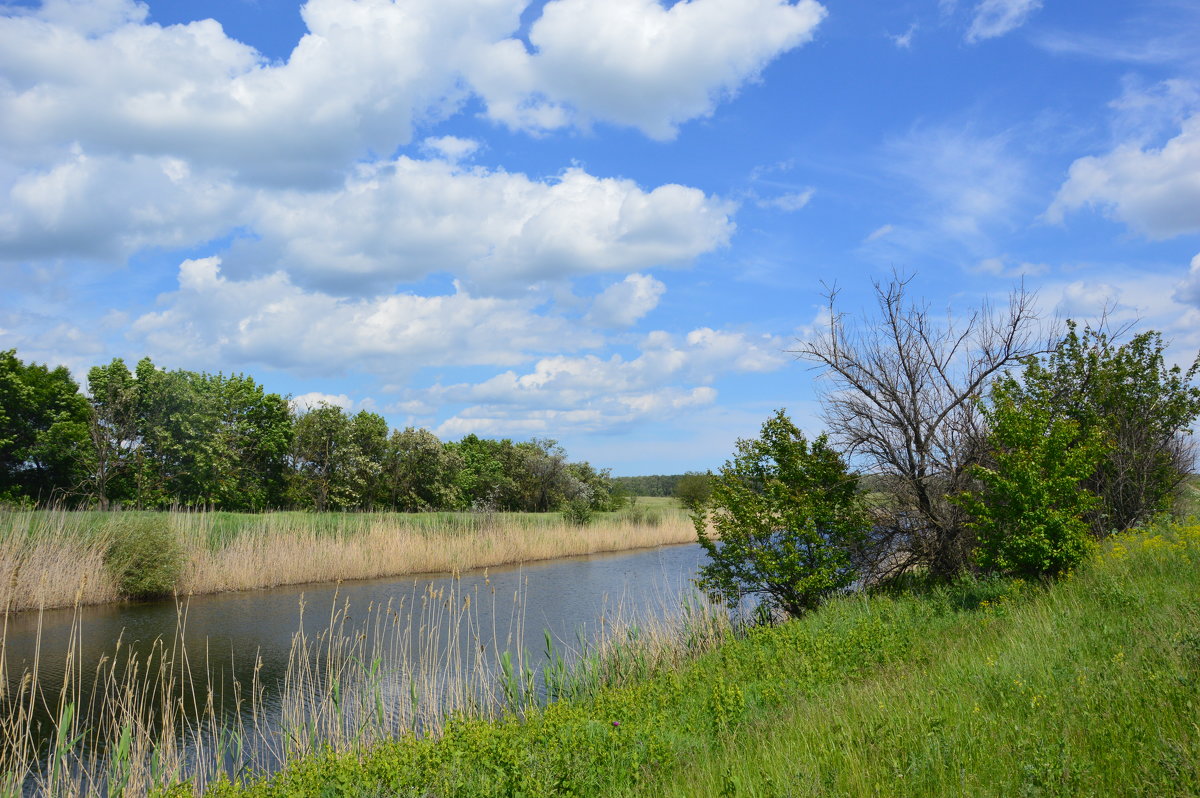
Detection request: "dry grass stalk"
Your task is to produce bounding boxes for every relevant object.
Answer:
[0,508,695,613]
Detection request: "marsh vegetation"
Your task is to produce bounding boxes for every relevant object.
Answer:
[0,502,690,612]
[0,541,718,795]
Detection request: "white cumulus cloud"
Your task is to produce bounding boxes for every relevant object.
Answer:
[1175,253,1200,307]
[129,257,597,376]
[0,0,512,184]
[1047,114,1200,239]
[238,159,734,294]
[0,150,243,261]
[421,136,481,162]
[0,0,824,180]
[587,273,667,327]
[0,151,734,292]
[469,0,827,139]
[426,326,787,436]
[290,392,355,412]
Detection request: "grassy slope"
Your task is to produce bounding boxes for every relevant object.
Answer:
[661,529,1200,797]
[192,521,1200,798]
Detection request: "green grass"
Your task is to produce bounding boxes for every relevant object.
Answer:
[180,520,1200,798]
[625,496,683,511]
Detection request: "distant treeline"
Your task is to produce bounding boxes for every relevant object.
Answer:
[611,474,687,497]
[0,350,618,513]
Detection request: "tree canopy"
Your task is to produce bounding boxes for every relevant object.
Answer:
[694,410,868,618]
[0,350,617,514]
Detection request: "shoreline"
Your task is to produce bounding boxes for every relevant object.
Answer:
[1,508,697,613]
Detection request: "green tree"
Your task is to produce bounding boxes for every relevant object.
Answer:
[512,438,573,512]
[212,375,293,510]
[131,359,204,507]
[289,404,354,511]
[449,434,518,510]
[176,372,292,510]
[1003,322,1200,535]
[85,358,140,509]
[124,361,292,510]
[287,405,387,511]
[694,410,868,618]
[565,460,619,511]
[386,427,461,511]
[956,379,1107,579]
[347,410,389,509]
[0,350,90,503]
[610,474,683,497]
[673,471,712,511]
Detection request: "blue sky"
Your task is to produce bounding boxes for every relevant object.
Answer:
[2,0,1200,475]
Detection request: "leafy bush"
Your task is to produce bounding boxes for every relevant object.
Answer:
[1004,322,1200,535]
[621,501,662,526]
[957,379,1106,579]
[560,497,595,526]
[103,514,185,600]
[694,410,868,617]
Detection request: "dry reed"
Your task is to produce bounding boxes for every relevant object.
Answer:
[0,508,695,613]
[182,514,695,595]
[0,512,120,612]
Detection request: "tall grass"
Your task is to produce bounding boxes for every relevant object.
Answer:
[0,506,694,612]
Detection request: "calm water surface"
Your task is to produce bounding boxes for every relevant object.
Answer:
[2,542,706,785]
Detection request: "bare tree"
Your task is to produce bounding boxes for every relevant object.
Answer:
[791,273,1048,580]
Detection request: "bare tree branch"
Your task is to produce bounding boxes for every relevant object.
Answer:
[790,272,1049,578]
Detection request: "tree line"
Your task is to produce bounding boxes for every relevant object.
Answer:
[695,276,1200,618]
[0,353,618,513]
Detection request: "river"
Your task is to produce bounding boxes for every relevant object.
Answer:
[1,543,707,792]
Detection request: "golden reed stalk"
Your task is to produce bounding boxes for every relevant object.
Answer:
[0,508,696,613]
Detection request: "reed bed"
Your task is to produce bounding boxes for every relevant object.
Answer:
[0,573,728,796]
[0,507,694,613]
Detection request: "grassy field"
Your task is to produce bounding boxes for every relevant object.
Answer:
[0,500,692,611]
[188,518,1200,798]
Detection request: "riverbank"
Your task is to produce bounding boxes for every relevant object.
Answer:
[0,502,694,612]
[196,519,1200,798]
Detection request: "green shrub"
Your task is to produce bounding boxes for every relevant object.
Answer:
[104,514,185,600]
[561,498,595,526]
[694,410,868,617]
[957,379,1106,579]
[621,501,662,526]
[1001,322,1200,535]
